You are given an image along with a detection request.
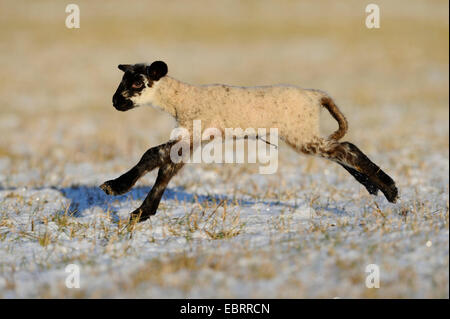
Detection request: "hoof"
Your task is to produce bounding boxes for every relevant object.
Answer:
[129,208,151,223]
[382,183,399,203]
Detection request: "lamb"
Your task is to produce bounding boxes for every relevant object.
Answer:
[100,60,398,222]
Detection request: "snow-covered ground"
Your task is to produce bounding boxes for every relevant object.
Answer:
[0,119,448,298]
[0,0,448,298]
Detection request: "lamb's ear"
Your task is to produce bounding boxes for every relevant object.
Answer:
[118,64,132,72]
[146,61,168,81]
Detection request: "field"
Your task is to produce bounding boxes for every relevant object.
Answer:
[0,0,448,298]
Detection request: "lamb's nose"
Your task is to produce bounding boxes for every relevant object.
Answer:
[112,95,118,106]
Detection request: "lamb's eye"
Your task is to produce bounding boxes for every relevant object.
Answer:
[131,81,143,89]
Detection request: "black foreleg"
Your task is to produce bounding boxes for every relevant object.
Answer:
[100,141,176,195]
[129,161,184,222]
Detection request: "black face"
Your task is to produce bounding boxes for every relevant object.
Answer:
[112,61,168,111]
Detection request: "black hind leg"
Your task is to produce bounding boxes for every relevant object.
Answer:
[338,163,379,196]
[300,139,399,203]
[337,142,399,202]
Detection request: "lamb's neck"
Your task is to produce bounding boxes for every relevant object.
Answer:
[153,76,195,120]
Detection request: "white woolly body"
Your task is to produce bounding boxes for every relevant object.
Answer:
[135,76,329,146]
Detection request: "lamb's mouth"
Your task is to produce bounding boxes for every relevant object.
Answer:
[112,95,134,111]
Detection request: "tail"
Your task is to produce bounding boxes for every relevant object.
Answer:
[321,96,348,141]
